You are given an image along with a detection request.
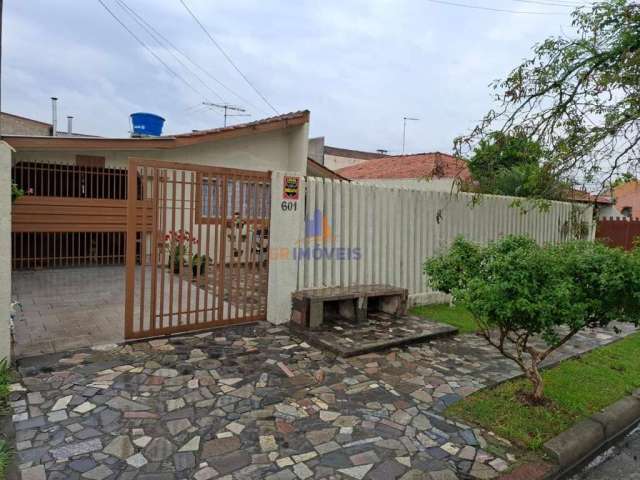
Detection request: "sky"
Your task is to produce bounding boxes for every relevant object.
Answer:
[2,0,581,155]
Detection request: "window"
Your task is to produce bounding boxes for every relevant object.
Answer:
[198,177,271,223]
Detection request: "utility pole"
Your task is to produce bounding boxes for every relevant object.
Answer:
[202,102,250,127]
[402,116,419,155]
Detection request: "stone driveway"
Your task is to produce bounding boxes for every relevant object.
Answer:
[8,321,635,480]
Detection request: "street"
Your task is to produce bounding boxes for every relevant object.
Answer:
[570,425,640,480]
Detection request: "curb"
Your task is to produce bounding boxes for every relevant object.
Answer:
[502,389,640,480]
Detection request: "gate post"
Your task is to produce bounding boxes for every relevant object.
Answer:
[267,171,306,324]
[0,142,12,361]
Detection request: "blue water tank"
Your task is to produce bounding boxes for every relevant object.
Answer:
[130,112,165,137]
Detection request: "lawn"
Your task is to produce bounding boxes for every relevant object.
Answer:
[446,332,640,450]
[409,303,478,334]
[0,359,12,478]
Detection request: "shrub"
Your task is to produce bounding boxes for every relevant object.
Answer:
[425,236,640,402]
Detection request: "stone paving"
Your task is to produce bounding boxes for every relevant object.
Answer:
[8,321,636,480]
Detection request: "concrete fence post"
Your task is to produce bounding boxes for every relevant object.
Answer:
[0,142,12,362]
[267,171,306,324]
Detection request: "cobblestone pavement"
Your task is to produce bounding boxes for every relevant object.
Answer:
[569,425,640,480]
[8,321,635,480]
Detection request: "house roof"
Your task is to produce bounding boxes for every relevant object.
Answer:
[336,152,471,181]
[324,146,388,160]
[2,110,310,151]
[306,158,350,181]
[565,188,614,205]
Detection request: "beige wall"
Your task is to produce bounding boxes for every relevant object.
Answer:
[13,124,309,175]
[1,113,50,136]
[0,143,12,361]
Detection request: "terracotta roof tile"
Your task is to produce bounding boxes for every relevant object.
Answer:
[336,152,471,181]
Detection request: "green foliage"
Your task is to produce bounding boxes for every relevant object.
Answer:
[456,0,640,195]
[447,332,640,450]
[11,183,24,203]
[409,304,478,334]
[425,235,640,400]
[611,173,637,189]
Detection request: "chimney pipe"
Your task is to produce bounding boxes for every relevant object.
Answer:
[51,97,58,136]
[67,116,73,135]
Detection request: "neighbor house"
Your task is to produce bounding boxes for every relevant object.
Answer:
[308,136,388,171]
[613,180,640,218]
[336,151,471,192]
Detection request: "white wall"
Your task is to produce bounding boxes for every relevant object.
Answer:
[353,178,458,193]
[324,154,366,171]
[0,143,12,361]
[295,178,594,306]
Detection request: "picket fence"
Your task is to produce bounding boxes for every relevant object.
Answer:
[295,178,593,304]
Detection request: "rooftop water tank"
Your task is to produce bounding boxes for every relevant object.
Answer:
[130,112,165,137]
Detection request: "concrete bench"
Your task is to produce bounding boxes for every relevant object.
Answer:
[291,285,408,330]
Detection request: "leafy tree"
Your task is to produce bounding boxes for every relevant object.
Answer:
[425,236,640,402]
[611,172,638,188]
[455,0,640,195]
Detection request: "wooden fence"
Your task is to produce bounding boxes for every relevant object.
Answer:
[596,217,640,250]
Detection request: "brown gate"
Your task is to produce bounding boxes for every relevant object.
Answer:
[125,158,271,340]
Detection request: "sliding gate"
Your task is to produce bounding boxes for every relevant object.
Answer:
[124,158,271,340]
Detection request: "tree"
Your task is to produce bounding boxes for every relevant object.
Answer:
[465,132,566,199]
[455,0,640,195]
[425,236,640,403]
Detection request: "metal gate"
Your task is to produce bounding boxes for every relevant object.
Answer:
[124,158,271,340]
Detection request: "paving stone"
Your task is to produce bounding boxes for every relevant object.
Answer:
[144,437,176,462]
[126,453,148,468]
[202,436,241,458]
[51,438,102,460]
[103,435,135,459]
[338,464,374,479]
[167,418,191,435]
[20,465,46,480]
[293,462,313,479]
[194,466,219,480]
[82,464,113,480]
[174,452,196,471]
[51,395,72,411]
[178,435,200,452]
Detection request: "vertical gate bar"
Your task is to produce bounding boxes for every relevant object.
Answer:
[233,179,243,321]
[212,175,221,322]
[202,173,212,324]
[169,170,177,328]
[218,176,228,322]
[158,170,167,329]
[148,169,160,336]
[138,166,148,335]
[195,173,203,325]
[242,180,254,321]
[226,177,236,321]
[262,177,272,316]
[186,171,195,325]
[124,160,138,339]
[178,170,186,326]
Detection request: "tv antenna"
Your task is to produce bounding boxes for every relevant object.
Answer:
[402,116,419,154]
[202,102,250,127]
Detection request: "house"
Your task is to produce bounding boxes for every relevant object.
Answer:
[308,136,388,171]
[1,111,95,137]
[613,180,640,218]
[336,151,471,193]
[565,189,621,219]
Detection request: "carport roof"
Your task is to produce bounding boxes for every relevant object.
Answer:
[2,110,309,151]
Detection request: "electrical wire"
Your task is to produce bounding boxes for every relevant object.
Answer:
[96,0,207,99]
[115,0,262,113]
[506,0,590,8]
[179,0,279,115]
[114,0,224,102]
[425,0,570,14]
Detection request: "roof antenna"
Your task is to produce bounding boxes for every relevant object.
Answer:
[402,116,419,154]
[202,102,250,127]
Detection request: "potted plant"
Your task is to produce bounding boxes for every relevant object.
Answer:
[164,230,198,274]
[191,254,212,277]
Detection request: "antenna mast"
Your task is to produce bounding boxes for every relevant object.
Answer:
[202,102,250,127]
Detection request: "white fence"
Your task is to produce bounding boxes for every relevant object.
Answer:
[295,177,593,304]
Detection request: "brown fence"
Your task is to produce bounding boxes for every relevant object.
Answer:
[596,217,640,250]
[11,161,142,269]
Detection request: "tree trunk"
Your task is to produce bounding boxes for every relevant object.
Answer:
[526,364,545,403]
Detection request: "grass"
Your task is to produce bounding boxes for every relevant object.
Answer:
[0,359,13,478]
[446,332,640,450]
[410,303,478,334]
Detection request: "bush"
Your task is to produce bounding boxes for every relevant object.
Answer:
[425,236,640,402]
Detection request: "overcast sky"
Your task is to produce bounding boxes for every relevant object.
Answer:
[2,0,579,154]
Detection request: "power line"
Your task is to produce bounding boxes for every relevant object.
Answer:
[114,0,224,102]
[179,0,279,115]
[114,0,262,112]
[425,0,570,14]
[96,0,207,99]
[506,0,588,8]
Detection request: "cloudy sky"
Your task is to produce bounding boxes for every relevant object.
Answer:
[3,0,580,154]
